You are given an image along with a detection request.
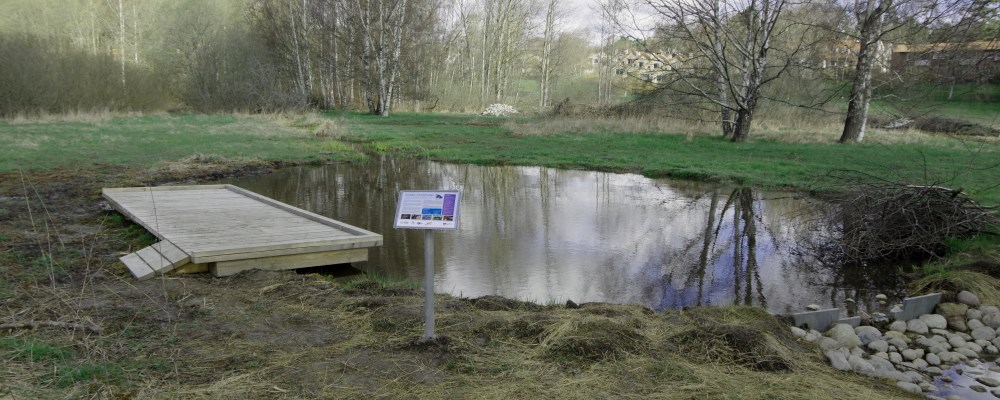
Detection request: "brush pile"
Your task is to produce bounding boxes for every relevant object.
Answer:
[813,172,997,265]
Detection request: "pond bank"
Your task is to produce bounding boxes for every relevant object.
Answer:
[0,162,922,399]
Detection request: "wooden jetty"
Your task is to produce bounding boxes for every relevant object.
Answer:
[102,184,382,279]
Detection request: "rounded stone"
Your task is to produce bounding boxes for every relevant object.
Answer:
[967,342,984,353]
[929,345,948,354]
[826,349,851,371]
[982,306,1000,315]
[988,345,999,354]
[902,348,925,361]
[977,376,1000,387]
[849,355,876,375]
[970,319,987,331]
[920,314,948,330]
[896,381,922,394]
[937,302,970,318]
[825,323,862,349]
[791,327,807,338]
[889,320,908,333]
[855,326,882,345]
[868,339,889,353]
[818,337,840,351]
[956,347,978,358]
[926,353,941,366]
[973,385,988,393]
[907,319,930,335]
[889,352,904,364]
[806,304,822,311]
[969,309,984,320]
[984,313,1000,329]
[917,337,939,348]
[912,358,929,369]
[948,316,969,332]
[957,290,981,306]
[949,335,968,348]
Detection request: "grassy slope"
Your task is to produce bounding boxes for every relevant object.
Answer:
[0,114,335,171]
[331,111,1000,205]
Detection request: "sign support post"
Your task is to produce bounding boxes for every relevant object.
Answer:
[422,229,436,340]
[392,190,462,342]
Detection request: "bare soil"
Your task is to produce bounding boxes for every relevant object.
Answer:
[0,162,919,399]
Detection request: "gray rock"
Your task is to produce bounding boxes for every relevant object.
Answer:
[937,302,970,318]
[907,319,929,335]
[993,390,1000,399]
[984,313,1000,329]
[876,294,888,301]
[850,346,865,358]
[889,352,904,364]
[919,382,936,392]
[967,342,984,353]
[805,330,822,342]
[932,334,949,343]
[929,345,948,354]
[957,331,974,341]
[806,304,821,311]
[938,352,962,363]
[887,337,909,349]
[920,314,948,330]
[791,326,807,338]
[855,326,882,345]
[818,337,840,351]
[949,335,968,348]
[926,352,941,365]
[976,339,991,347]
[911,358,929,369]
[991,366,1000,373]
[958,290,981,306]
[969,309,984,320]
[978,377,1000,387]
[916,337,939,348]
[904,370,924,382]
[973,385,988,393]
[971,319,987,331]
[982,305,1000,315]
[948,316,969,332]
[992,336,1000,348]
[868,339,889,353]
[888,320,908,333]
[826,349,851,371]
[896,381,922,394]
[902,348,925,361]
[932,328,952,336]
[956,347,978,358]
[825,323,862,349]
[849,355,876,375]
[988,345,999,354]
[926,366,942,375]
[873,351,889,359]
[868,356,895,372]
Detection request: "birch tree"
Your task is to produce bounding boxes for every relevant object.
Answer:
[639,0,801,142]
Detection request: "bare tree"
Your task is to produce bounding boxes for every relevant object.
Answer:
[538,0,564,108]
[636,0,801,142]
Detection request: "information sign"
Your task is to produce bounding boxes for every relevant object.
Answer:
[393,190,461,230]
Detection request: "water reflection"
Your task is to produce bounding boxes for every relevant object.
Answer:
[220,157,899,314]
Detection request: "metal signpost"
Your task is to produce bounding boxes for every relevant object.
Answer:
[393,190,462,341]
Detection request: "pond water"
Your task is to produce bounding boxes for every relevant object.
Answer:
[220,157,905,314]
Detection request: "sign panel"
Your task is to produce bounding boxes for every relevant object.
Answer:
[393,190,461,230]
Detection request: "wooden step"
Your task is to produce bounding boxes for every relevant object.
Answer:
[119,241,191,280]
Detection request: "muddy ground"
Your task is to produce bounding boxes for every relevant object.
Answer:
[0,162,918,399]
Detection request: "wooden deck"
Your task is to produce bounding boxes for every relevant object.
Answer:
[103,184,382,279]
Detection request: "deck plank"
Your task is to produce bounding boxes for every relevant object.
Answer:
[103,184,382,278]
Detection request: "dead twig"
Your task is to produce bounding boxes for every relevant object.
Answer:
[0,320,103,335]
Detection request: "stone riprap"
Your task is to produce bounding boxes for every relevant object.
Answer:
[480,104,519,117]
[794,292,1000,398]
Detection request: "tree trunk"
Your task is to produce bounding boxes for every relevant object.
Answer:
[840,0,891,143]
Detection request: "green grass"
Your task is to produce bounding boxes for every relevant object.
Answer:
[3,110,998,206]
[328,111,1000,205]
[873,83,1000,127]
[0,113,351,171]
[0,337,71,362]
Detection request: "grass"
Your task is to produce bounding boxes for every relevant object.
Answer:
[0,336,71,362]
[0,113,352,171]
[326,111,1000,205]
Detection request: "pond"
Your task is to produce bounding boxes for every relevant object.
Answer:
[221,157,905,314]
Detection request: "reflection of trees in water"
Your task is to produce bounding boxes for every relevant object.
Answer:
[668,187,767,309]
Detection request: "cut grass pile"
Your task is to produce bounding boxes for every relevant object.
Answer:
[1,270,918,399]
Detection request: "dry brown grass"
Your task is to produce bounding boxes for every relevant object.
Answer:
[505,113,1000,148]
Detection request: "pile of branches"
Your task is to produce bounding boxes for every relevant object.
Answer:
[813,173,997,265]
